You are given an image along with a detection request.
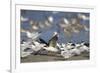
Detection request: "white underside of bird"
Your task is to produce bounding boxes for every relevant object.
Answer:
[20,41,38,57]
[21,41,31,51]
[78,45,89,52]
[43,46,59,52]
[70,48,81,55]
[26,31,40,40]
[31,44,45,52]
[21,46,33,58]
[61,50,72,59]
[21,16,29,22]
[66,45,74,50]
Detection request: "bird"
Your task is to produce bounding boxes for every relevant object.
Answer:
[21,51,31,58]
[65,42,75,50]
[21,28,40,40]
[21,40,46,57]
[48,31,59,48]
[78,42,89,52]
[32,25,39,30]
[60,17,70,25]
[20,41,33,58]
[31,41,46,52]
[47,16,54,24]
[77,14,89,20]
[61,50,72,59]
[75,43,81,47]
[21,16,29,22]
[25,31,40,40]
[44,16,53,27]
[70,48,81,56]
[56,43,61,48]
[58,42,75,51]
[29,20,39,31]
[43,46,59,52]
[61,43,66,48]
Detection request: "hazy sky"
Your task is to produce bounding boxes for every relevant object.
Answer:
[21,10,89,43]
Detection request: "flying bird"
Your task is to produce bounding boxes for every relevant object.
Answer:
[21,16,29,22]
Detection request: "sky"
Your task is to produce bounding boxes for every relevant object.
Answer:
[21,10,90,44]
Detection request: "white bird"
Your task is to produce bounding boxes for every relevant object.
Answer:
[21,40,46,57]
[26,31,40,40]
[71,18,78,24]
[60,43,69,51]
[63,18,69,25]
[61,43,66,48]
[69,43,83,56]
[21,29,40,40]
[78,43,89,52]
[60,47,65,51]
[31,41,46,52]
[70,48,81,56]
[66,43,75,50]
[83,25,89,31]
[21,41,31,50]
[77,14,89,20]
[72,28,80,33]
[56,43,61,48]
[75,43,81,47]
[21,16,29,22]
[32,25,39,30]
[38,22,45,28]
[20,42,33,58]
[47,16,53,23]
[58,43,75,51]
[61,50,72,59]
[21,51,31,58]
[43,16,54,27]
[43,46,59,52]
[21,47,34,58]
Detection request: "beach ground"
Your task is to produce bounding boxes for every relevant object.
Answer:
[21,52,89,63]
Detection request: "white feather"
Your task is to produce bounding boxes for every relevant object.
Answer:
[61,50,72,59]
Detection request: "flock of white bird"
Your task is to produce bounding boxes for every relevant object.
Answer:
[59,42,89,59]
[20,13,89,59]
[21,39,89,59]
[21,13,89,36]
